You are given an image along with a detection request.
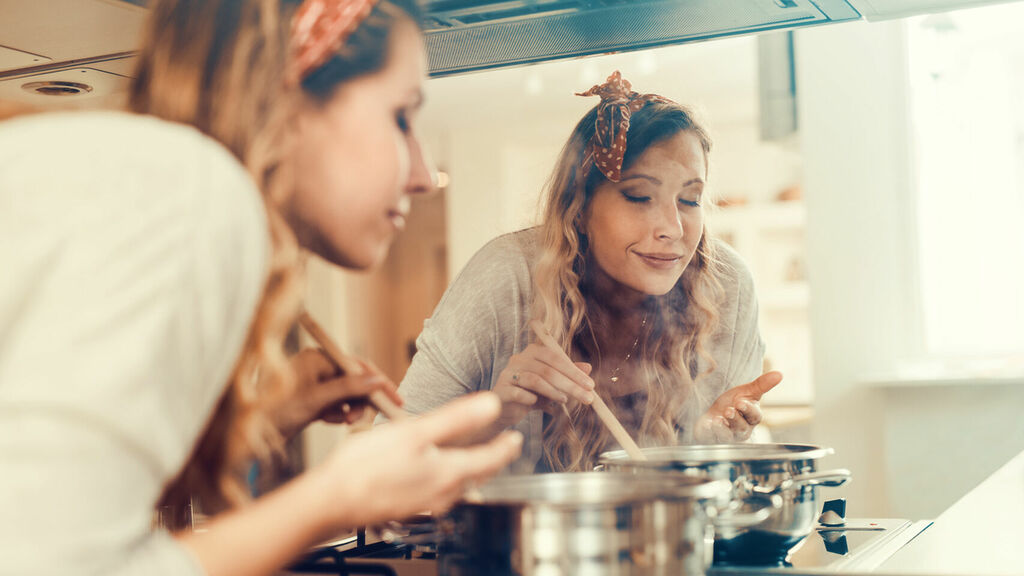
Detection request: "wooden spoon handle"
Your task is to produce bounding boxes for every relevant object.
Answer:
[528,321,646,461]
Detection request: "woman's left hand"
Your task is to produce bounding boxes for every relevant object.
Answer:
[274,348,403,438]
[693,371,782,444]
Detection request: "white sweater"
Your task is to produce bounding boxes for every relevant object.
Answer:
[0,112,268,575]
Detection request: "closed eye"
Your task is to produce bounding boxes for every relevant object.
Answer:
[395,110,411,134]
[679,198,701,208]
[621,191,650,203]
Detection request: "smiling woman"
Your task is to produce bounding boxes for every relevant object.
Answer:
[394,71,782,473]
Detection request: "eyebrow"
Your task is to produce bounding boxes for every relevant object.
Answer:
[620,173,705,188]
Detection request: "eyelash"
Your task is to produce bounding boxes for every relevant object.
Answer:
[621,191,701,208]
[395,110,410,134]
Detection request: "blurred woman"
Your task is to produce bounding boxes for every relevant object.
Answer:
[397,71,781,472]
[0,0,521,575]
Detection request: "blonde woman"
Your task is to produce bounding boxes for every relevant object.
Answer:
[0,0,521,575]
[397,71,782,472]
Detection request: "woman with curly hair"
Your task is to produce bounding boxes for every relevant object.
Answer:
[397,71,781,472]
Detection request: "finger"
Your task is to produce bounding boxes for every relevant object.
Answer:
[413,393,504,446]
[735,399,763,427]
[726,411,752,440]
[575,362,593,375]
[513,369,569,404]
[711,416,732,444]
[373,378,404,406]
[494,380,539,407]
[522,357,594,403]
[529,344,596,392]
[344,404,369,424]
[737,371,783,401]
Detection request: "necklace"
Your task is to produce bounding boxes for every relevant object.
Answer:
[608,311,648,384]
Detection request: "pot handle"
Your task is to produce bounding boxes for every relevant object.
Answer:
[753,468,852,496]
[709,494,782,528]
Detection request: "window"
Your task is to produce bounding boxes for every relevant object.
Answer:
[907,4,1024,362]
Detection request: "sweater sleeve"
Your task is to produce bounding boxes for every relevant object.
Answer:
[720,245,766,389]
[0,112,268,576]
[397,233,534,416]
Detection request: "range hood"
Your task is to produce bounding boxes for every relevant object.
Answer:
[420,0,1020,76]
[422,0,860,76]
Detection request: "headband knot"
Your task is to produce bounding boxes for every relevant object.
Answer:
[288,0,380,85]
[576,71,673,182]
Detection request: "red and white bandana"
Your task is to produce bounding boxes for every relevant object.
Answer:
[576,71,674,182]
[288,0,380,84]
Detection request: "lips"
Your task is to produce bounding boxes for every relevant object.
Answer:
[387,209,408,231]
[634,251,683,270]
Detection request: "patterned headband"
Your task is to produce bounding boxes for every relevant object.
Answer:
[288,0,381,84]
[576,71,675,182]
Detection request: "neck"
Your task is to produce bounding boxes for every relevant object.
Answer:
[584,256,649,321]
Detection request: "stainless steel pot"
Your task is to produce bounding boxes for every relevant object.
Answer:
[438,472,730,576]
[597,443,851,565]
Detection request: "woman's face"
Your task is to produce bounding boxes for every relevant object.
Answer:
[583,130,707,297]
[288,18,432,270]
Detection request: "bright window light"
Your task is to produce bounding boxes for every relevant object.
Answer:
[907,4,1024,362]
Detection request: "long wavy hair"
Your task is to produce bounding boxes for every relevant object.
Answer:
[533,101,725,471]
[129,0,421,513]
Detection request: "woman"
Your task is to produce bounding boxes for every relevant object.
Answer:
[0,0,521,575]
[397,71,781,472]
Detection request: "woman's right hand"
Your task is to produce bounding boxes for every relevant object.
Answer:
[493,343,596,428]
[312,393,523,530]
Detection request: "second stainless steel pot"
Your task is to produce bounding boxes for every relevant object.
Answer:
[598,443,851,565]
[438,472,730,575]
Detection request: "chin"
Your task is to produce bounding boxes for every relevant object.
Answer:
[318,240,390,271]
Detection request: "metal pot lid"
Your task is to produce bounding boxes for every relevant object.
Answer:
[462,472,729,506]
[598,443,835,466]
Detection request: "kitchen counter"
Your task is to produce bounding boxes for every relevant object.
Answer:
[875,447,1024,575]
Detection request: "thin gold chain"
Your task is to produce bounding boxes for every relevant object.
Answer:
[608,311,648,384]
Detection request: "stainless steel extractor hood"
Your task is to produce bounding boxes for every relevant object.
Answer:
[422,0,861,76]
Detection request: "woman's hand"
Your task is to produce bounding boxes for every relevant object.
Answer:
[313,393,523,529]
[274,348,404,438]
[693,371,782,444]
[492,343,596,428]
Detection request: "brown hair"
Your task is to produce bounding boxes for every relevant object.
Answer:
[532,101,724,471]
[129,0,422,513]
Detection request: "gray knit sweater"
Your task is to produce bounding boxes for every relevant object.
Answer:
[396,228,765,472]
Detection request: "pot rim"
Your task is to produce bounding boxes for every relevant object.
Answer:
[598,443,835,467]
[457,472,731,507]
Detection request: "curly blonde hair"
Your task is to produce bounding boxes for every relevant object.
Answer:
[533,101,726,472]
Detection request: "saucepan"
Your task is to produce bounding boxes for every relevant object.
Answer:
[598,443,851,565]
[437,471,737,575]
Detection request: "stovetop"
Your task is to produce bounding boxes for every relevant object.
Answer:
[709,518,932,574]
[285,518,932,576]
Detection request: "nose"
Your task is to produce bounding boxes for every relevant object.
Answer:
[404,133,435,196]
[653,199,684,241]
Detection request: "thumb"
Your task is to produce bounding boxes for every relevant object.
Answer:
[738,371,783,400]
